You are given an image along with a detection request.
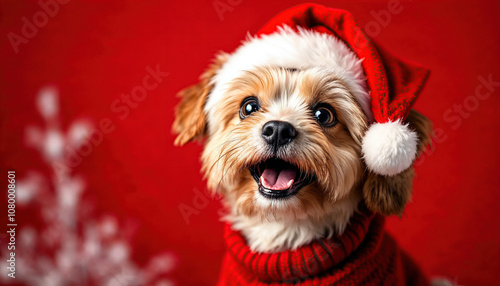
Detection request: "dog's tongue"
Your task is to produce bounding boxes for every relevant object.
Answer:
[260,167,296,190]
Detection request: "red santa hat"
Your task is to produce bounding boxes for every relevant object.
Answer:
[206,3,430,176]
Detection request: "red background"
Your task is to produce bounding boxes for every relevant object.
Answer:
[1,0,499,285]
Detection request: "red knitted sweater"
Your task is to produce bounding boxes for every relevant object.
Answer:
[218,207,428,285]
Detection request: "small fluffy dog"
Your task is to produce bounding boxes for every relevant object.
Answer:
[174,4,434,285]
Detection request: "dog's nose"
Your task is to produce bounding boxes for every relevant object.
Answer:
[262,121,297,148]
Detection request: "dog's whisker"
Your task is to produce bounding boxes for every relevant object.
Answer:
[208,144,243,174]
[213,136,244,151]
[216,152,242,191]
[212,137,244,167]
[209,140,259,178]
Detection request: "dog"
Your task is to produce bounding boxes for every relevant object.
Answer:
[173,4,436,285]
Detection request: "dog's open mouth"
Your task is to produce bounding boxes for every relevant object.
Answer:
[249,158,313,199]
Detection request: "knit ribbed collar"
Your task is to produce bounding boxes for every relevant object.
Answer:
[223,205,383,283]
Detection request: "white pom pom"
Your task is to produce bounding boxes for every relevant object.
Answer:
[362,120,418,176]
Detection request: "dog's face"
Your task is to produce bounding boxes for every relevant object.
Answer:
[202,68,366,219]
[173,25,432,254]
[173,51,431,239]
[200,67,367,222]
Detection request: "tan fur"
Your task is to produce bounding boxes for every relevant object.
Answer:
[173,60,433,251]
[196,68,366,225]
[407,109,433,154]
[363,109,433,215]
[172,53,228,146]
[363,167,415,216]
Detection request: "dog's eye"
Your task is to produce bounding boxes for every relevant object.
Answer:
[240,97,260,119]
[313,104,337,127]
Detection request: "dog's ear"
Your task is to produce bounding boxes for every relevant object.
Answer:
[363,109,433,216]
[406,109,433,155]
[172,53,227,146]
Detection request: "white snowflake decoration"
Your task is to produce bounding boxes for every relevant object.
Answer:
[1,86,176,286]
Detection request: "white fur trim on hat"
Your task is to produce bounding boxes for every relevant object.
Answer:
[362,120,418,176]
[205,26,373,135]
